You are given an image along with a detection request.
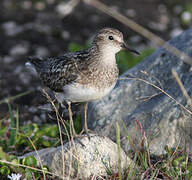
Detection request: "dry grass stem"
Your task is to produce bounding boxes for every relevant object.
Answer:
[42,89,66,179]
[42,89,81,179]
[172,69,192,106]
[27,137,46,180]
[119,77,192,115]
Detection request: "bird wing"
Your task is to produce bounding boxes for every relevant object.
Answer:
[39,53,81,92]
[28,49,91,92]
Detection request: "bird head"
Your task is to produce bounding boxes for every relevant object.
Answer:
[92,27,140,55]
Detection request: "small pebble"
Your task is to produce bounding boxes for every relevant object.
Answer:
[22,1,32,10]
[33,115,41,123]
[56,2,74,17]
[10,44,28,56]
[14,66,23,74]
[3,56,14,64]
[35,46,49,57]
[29,107,38,113]
[125,9,136,17]
[181,11,192,25]
[35,2,46,11]
[148,21,167,31]
[2,21,23,36]
[61,31,70,40]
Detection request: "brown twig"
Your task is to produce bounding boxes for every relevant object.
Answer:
[27,137,46,180]
[119,77,192,115]
[172,69,192,106]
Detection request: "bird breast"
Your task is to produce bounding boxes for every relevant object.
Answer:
[60,82,116,102]
[57,65,119,103]
[77,65,119,89]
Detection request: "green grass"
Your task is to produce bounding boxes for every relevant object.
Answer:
[0,96,60,179]
[0,105,60,153]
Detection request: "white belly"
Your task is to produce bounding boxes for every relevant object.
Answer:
[55,83,116,103]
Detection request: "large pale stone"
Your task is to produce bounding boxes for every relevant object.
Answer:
[20,135,132,179]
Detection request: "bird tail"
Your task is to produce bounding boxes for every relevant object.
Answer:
[25,56,44,72]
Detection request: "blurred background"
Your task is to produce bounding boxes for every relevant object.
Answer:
[0,0,192,132]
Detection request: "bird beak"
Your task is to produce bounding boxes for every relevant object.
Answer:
[121,43,140,55]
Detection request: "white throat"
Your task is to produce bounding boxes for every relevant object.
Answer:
[100,45,119,66]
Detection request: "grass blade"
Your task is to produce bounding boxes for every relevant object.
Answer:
[116,122,121,180]
[7,103,16,146]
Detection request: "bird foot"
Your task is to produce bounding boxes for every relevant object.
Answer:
[80,128,96,140]
[70,132,86,147]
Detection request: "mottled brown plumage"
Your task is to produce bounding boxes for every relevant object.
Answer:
[29,43,119,94]
[27,27,139,137]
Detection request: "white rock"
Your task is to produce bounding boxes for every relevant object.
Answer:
[20,135,132,179]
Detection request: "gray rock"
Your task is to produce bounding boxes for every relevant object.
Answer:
[87,29,192,155]
[2,21,23,36]
[10,43,29,56]
[20,135,131,179]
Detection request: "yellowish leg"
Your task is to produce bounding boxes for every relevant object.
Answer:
[83,102,95,138]
[84,102,88,133]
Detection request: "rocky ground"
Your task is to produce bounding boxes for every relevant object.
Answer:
[0,0,191,127]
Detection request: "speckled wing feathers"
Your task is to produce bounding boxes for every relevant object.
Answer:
[29,51,91,92]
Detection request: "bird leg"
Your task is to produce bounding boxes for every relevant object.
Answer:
[67,101,94,139]
[84,102,88,133]
[67,101,78,137]
[82,102,94,138]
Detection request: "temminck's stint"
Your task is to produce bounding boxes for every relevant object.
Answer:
[26,27,140,137]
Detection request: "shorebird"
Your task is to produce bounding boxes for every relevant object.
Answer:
[26,27,139,137]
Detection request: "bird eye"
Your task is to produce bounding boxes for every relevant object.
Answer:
[108,36,114,40]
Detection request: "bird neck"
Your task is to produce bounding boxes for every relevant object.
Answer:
[89,44,117,67]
